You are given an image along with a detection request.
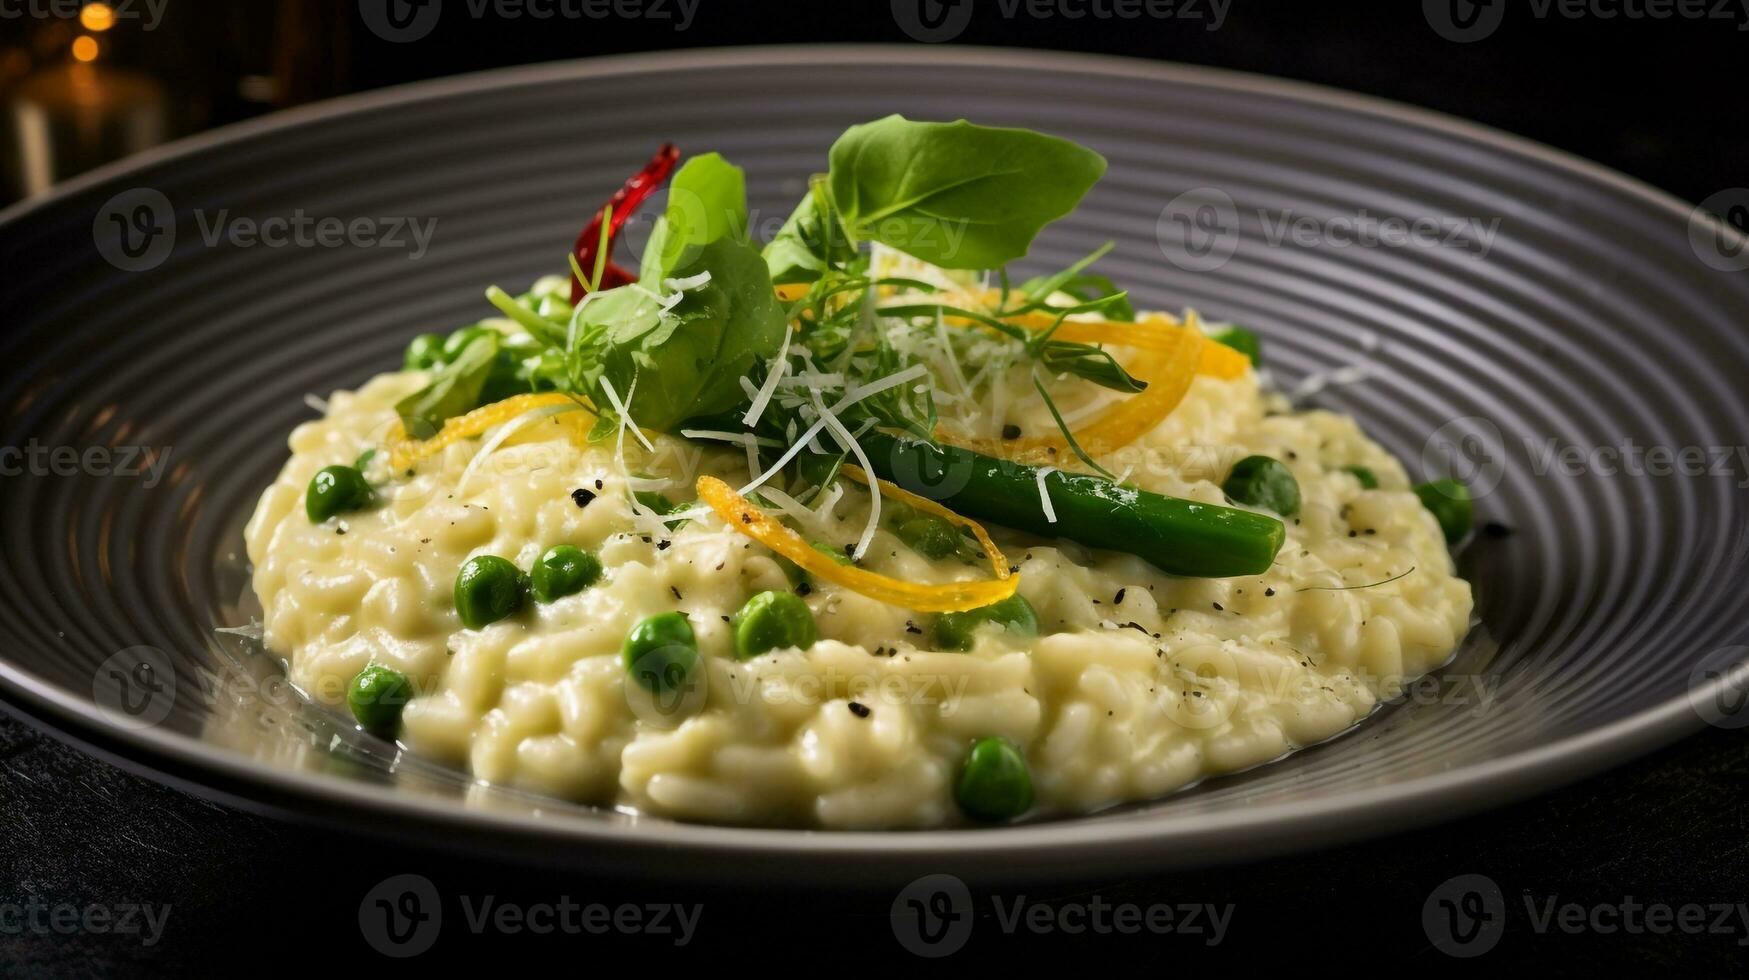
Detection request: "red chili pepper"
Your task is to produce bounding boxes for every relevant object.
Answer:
[570,143,681,303]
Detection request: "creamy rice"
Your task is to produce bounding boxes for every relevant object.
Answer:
[245,352,1472,828]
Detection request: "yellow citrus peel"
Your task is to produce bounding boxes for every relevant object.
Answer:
[695,473,1018,613]
[938,312,1208,465]
[387,392,585,470]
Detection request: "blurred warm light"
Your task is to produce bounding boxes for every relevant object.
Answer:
[80,3,116,31]
[71,36,99,63]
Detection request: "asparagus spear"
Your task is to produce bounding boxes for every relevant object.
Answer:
[860,432,1284,578]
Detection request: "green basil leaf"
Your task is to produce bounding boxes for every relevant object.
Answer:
[639,152,748,284]
[827,115,1106,270]
[578,237,786,433]
[395,334,499,438]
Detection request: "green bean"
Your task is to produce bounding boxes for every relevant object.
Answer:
[859,432,1283,578]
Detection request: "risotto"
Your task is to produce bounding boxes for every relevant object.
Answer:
[242,116,1474,828]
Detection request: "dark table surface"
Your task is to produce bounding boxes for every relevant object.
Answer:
[3,712,1745,972]
[5,3,1749,974]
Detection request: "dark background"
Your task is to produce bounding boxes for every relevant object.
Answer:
[2,0,1747,972]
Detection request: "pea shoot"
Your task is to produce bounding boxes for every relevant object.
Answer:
[453,555,526,629]
[403,332,445,370]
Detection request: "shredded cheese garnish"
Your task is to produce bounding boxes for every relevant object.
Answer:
[697,472,1017,613]
[1034,466,1058,524]
[940,313,1208,466]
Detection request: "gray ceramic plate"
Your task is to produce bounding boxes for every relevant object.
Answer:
[2,47,1746,884]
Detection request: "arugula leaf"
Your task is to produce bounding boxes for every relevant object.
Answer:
[827,115,1106,270]
[762,180,857,285]
[1015,243,1135,322]
[639,153,748,284]
[395,334,499,438]
[1037,340,1146,394]
[576,237,786,433]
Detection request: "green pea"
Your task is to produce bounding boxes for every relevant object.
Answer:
[1208,324,1261,366]
[1222,455,1301,517]
[621,612,700,693]
[441,325,495,362]
[347,663,414,735]
[1414,478,1473,544]
[1343,465,1379,490]
[732,591,819,660]
[530,545,603,603]
[453,555,526,629]
[811,541,856,566]
[955,736,1033,822]
[305,464,372,522]
[403,333,446,370]
[897,516,959,560]
[934,594,1040,652]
